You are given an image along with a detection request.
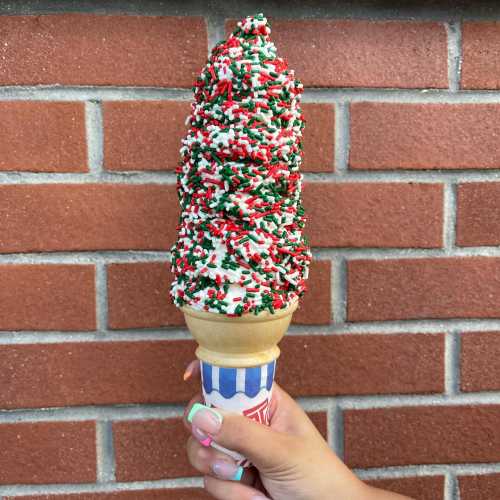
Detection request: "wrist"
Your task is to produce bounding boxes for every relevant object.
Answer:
[311,454,368,500]
[364,484,414,500]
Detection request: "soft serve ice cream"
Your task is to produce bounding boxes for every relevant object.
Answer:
[170,13,311,316]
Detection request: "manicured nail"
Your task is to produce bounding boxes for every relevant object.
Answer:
[252,496,269,500]
[192,425,212,447]
[187,403,222,435]
[212,459,243,481]
[183,360,198,381]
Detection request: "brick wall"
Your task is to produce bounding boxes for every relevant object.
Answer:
[1,1,499,499]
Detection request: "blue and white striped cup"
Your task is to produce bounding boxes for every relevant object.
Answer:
[201,359,276,425]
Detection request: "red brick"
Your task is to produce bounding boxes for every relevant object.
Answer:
[303,183,443,248]
[366,476,445,500]
[6,331,439,408]
[4,334,422,409]
[0,341,198,409]
[459,474,500,500]
[0,184,178,253]
[103,101,191,172]
[0,421,95,484]
[301,103,335,171]
[227,19,447,88]
[0,264,95,331]
[5,490,211,500]
[348,257,500,321]
[293,260,331,325]
[114,413,326,481]
[103,102,334,173]
[0,101,87,172]
[278,334,444,397]
[0,14,207,87]
[113,418,195,481]
[345,405,500,468]
[107,262,184,329]
[461,332,500,392]
[350,103,500,170]
[307,412,328,439]
[462,22,500,89]
[456,183,500,246]
[107,260,330,329]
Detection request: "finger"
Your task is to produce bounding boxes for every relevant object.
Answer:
[183,393,204,432]
[204,475,269,500]
[183,359,201,382]
[270,383,324,438]
[187,402,295,471]
[187,437,258,486]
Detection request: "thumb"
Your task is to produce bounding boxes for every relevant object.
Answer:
[187,402,293,470]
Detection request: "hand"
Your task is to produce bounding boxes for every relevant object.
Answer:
[183,360,412,500]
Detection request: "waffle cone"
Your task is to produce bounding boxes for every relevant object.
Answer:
[181,299,298,368]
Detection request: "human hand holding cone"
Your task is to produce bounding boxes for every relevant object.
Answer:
[170,13,310,465]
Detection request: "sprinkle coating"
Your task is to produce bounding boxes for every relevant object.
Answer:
[170,13,311,316]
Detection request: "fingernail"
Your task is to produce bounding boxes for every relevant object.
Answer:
[187,403,222,435]
[252,496,269,500]
[212,459,243,481]
[183,360,197,381]
[192,425,212,447]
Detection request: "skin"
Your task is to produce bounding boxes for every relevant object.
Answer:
[183,360,413,500]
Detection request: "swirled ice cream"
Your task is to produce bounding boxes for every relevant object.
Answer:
[170,13,311,316]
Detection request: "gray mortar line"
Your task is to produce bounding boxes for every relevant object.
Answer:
[2,392,500,424]
[0,476,203,497]
[2,169,500,184]
[95,262,108,335]
[96,421,116,483]
[331,402,345,459]
[337,391,500,409]
[5,86,500,104]
[85,100,104,175]
[0,330,192,343]
[332,257,347,324]
[304,171,500,182]
[303,88,500,104]
[2,0,500,21]
[444,331,461,396]
[356,462,500,480]
[313,246,500,258]
[4,245,500,266]
[445,473,460,500]
[0,404,185,423]
[334,102,349,173]
[1,318,500,344]
[206,11,226,52]
[443,183,458,251]
[0,251,170,263]
[6,245,500,264]
[0,170,178,184]
[0,86,192,101]
[446,21,463,93]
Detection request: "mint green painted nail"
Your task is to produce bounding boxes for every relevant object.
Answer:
[187,402,222,426]
[232,466,244,481]
[187,402,206,423]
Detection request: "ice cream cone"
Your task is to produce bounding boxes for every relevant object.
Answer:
[181,299,298,368]
[182,300,298,466]
[170,12,311,466]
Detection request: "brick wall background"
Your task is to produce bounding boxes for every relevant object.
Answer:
[1,1,500,499]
